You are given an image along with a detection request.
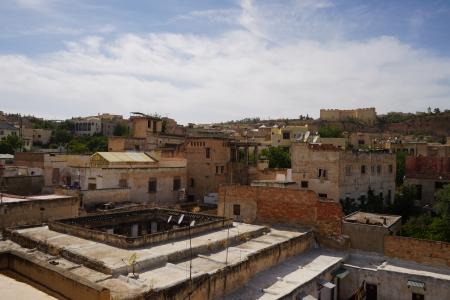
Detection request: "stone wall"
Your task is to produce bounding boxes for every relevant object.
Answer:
[340,260,450,300]
[0,196,80,229]
[384,235,450,268]
[320,108,377,124]
[56,187,131,209]
[2,175,44,195]
[218,185,343,237]
[0,251,110,300]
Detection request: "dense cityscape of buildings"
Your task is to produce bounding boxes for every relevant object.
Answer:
[0,107,449,299]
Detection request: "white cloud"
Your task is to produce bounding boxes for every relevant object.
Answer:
[1,1,449,123]
[15,0,58,13]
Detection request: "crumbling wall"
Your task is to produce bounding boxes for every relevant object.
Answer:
[384,235,450,268]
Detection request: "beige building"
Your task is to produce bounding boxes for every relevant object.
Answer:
[73,116,102,136]
[390,140,450,157]
[320,107,377,124]
[108,115,185,155]
[291,143,396,203]
[0,122,19,141]
[186,137,231,202]
[21,127,52,145]
[271,125,309,147]
[69,152,187,206]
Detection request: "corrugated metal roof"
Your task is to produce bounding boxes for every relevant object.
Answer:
[407,280,425,289]
[95,152,155,163]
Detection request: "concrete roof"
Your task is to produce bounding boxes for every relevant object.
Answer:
[0,194,73,204]
[8,224,311,299]
[93,152,156,164]
[344,252,450,281]
[343,211,401,228]
[225,249,346,300]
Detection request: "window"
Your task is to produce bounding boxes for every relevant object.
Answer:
[216,166,219,174]
[366,283,377,300]
[221,166,225,174]
[361,165,366,174]
[206,147,211,159]
[148,178,157,193]
[173,177,181,191]
[318,168,322,178]
[233,204,241,216]
[416,184,422,200]
[377,165,381,175]
[119,179,128,188]
[412,293,424,300]
[388,164,393,174]
[371,165,375,175]
[345,165,352,176]
[318,193,327,198]
[301,181,309,188]
[323,170,327,178]
[88,183,96,190]
[190,178,195,188]
[358,139,365,145]
[282,131,290,140]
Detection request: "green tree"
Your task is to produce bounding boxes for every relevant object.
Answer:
[318,125,343,138]
[113,123,129,136]
[50,128,73,145]
[260,146,291,168]
[390,184,420,220]
[401,184,450,242]
[0,134,24,153]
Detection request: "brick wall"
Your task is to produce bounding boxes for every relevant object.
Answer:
[218,185,343,236]
[384,235,450,268]
[405,156,450,180]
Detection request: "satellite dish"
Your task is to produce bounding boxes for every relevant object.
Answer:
[178,214,185,225]
[190,220,196,227]
[303,131,310,142]
[312,136,319,143]
[167,216,172,223]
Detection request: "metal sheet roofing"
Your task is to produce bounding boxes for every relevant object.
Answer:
[407,280,425,289]
[94,152,155,163]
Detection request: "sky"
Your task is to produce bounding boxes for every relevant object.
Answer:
[0,0,449,124]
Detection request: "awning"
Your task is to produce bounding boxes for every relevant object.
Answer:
[317,279,336,289]
[332,267,349,279]
[407,280,425,290]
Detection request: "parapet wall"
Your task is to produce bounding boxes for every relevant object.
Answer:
[218,185,343,237]
[0,196,80,229]
[384,235,450,268]
[0,251,110,300]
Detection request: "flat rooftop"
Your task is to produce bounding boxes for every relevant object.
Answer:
[344,252,450,281]
[0,194,73,204]
[49,208,233,248]
[4,222,312,299]
[343,212,401,228]
[225,249,346,300]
